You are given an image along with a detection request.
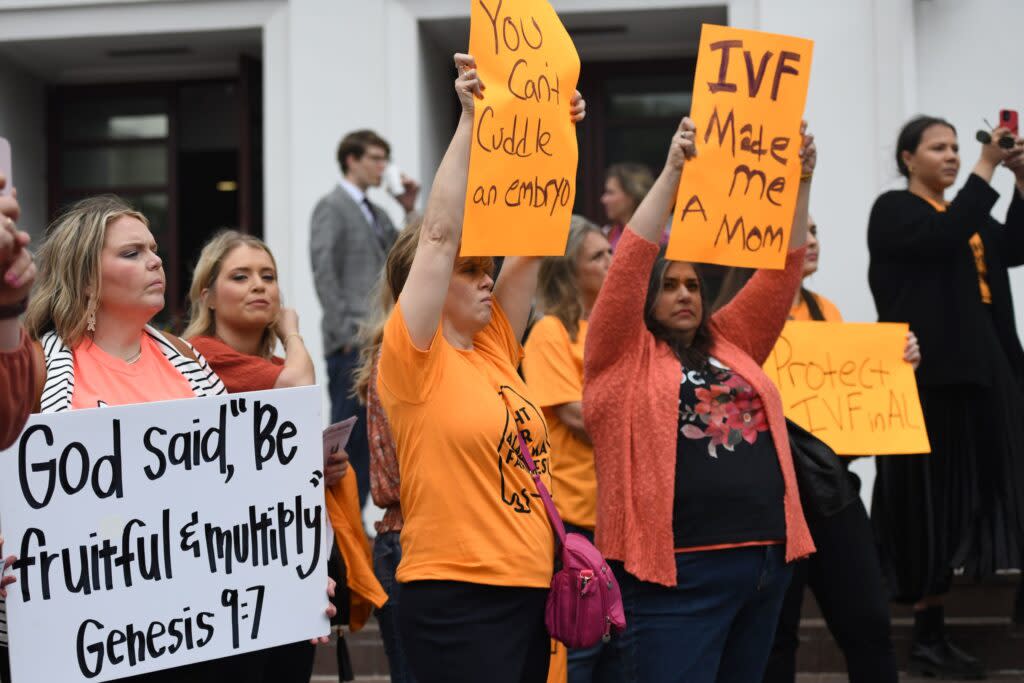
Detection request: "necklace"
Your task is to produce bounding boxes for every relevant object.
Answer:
[125,347,143,364]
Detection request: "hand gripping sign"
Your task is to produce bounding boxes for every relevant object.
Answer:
[668,25,814,269]
[462,0,581,256]
[0,386,329,682]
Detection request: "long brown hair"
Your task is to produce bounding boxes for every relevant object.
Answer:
[536,215,604,342]
[184,230,279,360]
[25,195,148,345]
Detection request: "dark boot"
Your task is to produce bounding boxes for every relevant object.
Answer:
[908,605,986,680]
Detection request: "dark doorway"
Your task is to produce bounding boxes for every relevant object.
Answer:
[48,67,263,329]
[575,58,694,225]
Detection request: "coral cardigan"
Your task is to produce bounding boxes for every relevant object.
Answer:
[583,229,815,586]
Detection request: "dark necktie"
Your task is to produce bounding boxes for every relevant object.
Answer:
[362,198,389,247]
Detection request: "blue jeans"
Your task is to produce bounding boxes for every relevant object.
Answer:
[373,531,416,683]
[614,544,792,683]
[563,524,625,683]
[326,348,370,510]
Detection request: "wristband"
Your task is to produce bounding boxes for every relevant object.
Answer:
[283,333,303,346]
[0,297,28,320]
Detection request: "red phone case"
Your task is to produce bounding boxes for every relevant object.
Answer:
[1000,109,1019,136]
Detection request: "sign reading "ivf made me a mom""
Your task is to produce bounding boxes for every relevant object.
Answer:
[668,25,814,269]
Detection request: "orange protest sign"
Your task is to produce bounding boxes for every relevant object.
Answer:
[462,0,581,256]
[668,25,813,269]
[763,322,931,456]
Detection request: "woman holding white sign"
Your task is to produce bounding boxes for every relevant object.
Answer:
[375,54,584,683]
[0,196,337,683]
[582,118,816,683]
[868,115,1024,679]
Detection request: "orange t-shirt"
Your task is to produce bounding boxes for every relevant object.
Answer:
[71,335,196,410]
[522,316,596,530]
[377,301,554,588]
[788,291,844,322]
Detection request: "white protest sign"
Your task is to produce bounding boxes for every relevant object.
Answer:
[0,386,329,682]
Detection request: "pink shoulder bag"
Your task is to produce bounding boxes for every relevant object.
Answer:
[502,394,626,648]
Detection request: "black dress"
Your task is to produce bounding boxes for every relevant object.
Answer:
[867,173,1024,602]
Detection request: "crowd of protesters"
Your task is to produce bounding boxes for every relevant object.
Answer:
[2,49,1024,683]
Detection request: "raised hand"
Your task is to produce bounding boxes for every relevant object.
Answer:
[570,90,586,123]
[453,53,486,116]
[799,120,817,179]
[666,116,698,172]
[0,176,34,310]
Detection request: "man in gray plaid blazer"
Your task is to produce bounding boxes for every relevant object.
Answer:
[310,129,418,510]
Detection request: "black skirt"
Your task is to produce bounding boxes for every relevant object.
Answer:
[871,320,1024,602]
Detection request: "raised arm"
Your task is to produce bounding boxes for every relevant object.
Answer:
[272,307,316,388]
[586,118,696,376]
[494,91,587,340]
[999,136,1024,266]
[0,176,34,351]
[0,175,37,451]
[788,121,814,249]
[398,54,482,349]
[627,117,697,245]
[869,129,1016,259]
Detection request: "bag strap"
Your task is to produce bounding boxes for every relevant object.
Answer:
[159,330,199,362]
[801,288,826,321]
[499,390,567,547]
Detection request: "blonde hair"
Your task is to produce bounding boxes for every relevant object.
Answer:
[537,215,604,342]
[184,230,279,360]
[25,195,148,345]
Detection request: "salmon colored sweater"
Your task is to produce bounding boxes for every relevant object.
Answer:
[583,229,815,587]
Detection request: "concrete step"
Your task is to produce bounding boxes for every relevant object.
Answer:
[796,574,1024,673]
[315,576,1024,679]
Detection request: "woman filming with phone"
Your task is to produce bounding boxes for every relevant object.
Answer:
[868,114,1024,679]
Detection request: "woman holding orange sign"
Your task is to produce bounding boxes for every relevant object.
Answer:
[375,53,585,683]
[583,116,816,682]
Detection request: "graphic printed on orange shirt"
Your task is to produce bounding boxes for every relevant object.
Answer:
[969,233,992,304]
[497,385,552,515]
